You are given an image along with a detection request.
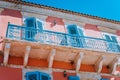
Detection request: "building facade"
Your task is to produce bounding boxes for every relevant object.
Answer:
[0,0,120,80]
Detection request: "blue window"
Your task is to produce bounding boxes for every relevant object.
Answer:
[111,36,118,43]
[26,71,50,80]
[26,71,39,80]
[101,78,109,80]
[26,17,36,28]
[25,17,36,40]
[37,20,43,31]
[78,28,84,36]
[25,17,43,41]
[67,25,84,48]
[104,35,111,42]
[68,76,80,80]
[39,72,50,80]
[67,25,79,35]
[104,34,119,52]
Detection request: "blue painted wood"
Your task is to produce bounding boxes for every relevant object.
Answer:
[104,34,111,41]
[39,72,50,80]
[67,25,84,48]
[25,17,36,40]
[104,34,119,52]
[111,36,118,43]
[36,20,43,31]
[101,78,109,80]
[26,71,39,80]
[78,28,85,48]
[6,22,10,38]
[26,71,50,80]
[67,25,79,35]
[7,23,120,53]
[68,76,80,80]
[26,17,36,28]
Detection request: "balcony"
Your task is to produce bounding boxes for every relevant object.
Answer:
[2,23,120,74]
[6,23,120,54]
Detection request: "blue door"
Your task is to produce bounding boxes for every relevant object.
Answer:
[104,34,119,52]
[67,25,84,48]
[25,18,43,41]
[25,17,36,41]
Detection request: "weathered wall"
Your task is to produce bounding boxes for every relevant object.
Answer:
[84,24,103,38]
[45,16,66,33]
[53,72,76,80]
[0,67,22,80]
[0,8,22,37]
[0,8,22,51]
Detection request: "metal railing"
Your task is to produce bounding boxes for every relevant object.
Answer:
[6,24,120,53]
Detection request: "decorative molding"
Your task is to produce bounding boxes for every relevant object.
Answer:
[23,46,31,67]
[3,43,11,66]
[110,57,120,74]
[74,52,84,72]
[95,55,105,73]
[48,49,56,68]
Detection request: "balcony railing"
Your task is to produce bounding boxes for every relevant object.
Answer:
[6,24,120,53]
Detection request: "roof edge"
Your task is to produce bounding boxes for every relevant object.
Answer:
[2,0,120,25]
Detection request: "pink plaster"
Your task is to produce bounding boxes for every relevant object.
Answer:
[84,24,103,38]
[116,30,120,36]
[0,8,22,51]
[116,30,120,43]
[45,16,66,33]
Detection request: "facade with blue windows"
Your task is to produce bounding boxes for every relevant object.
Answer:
[0,0,120,80]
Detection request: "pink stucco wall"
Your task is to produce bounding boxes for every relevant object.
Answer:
[116,30,120,43]
[53,72,76,80]
[0,8,22,51]
[84,24,103,38]
[0,67,22,80]
[45,16,66,33]
[102,75,120,80]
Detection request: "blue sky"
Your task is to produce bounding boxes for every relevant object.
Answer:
[23,0,120,21]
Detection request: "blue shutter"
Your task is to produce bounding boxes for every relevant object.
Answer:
[67,25,84,48]
[104,34,112,51]
[111,36,119,52]
[36,20,43,31]
[40,72,50,80]
[104,34,119,52]
[104,35,111,41]
[78,28,84,36]
[78,28,85,48]
[26,17,36,28]
[26,71,39,80]
[67,25,79,47]
[101,78,109,80]
[68,76,80,80]
[111,36,117,43]
[25,17,36,41]
[67,25,78,35]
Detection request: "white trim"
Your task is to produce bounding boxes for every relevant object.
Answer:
[48,49,56,68]
[23,46,31,67]
[0,1,120,30]
[3,43,11,66]
[95,56,105,73]
[74,52,84,72]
